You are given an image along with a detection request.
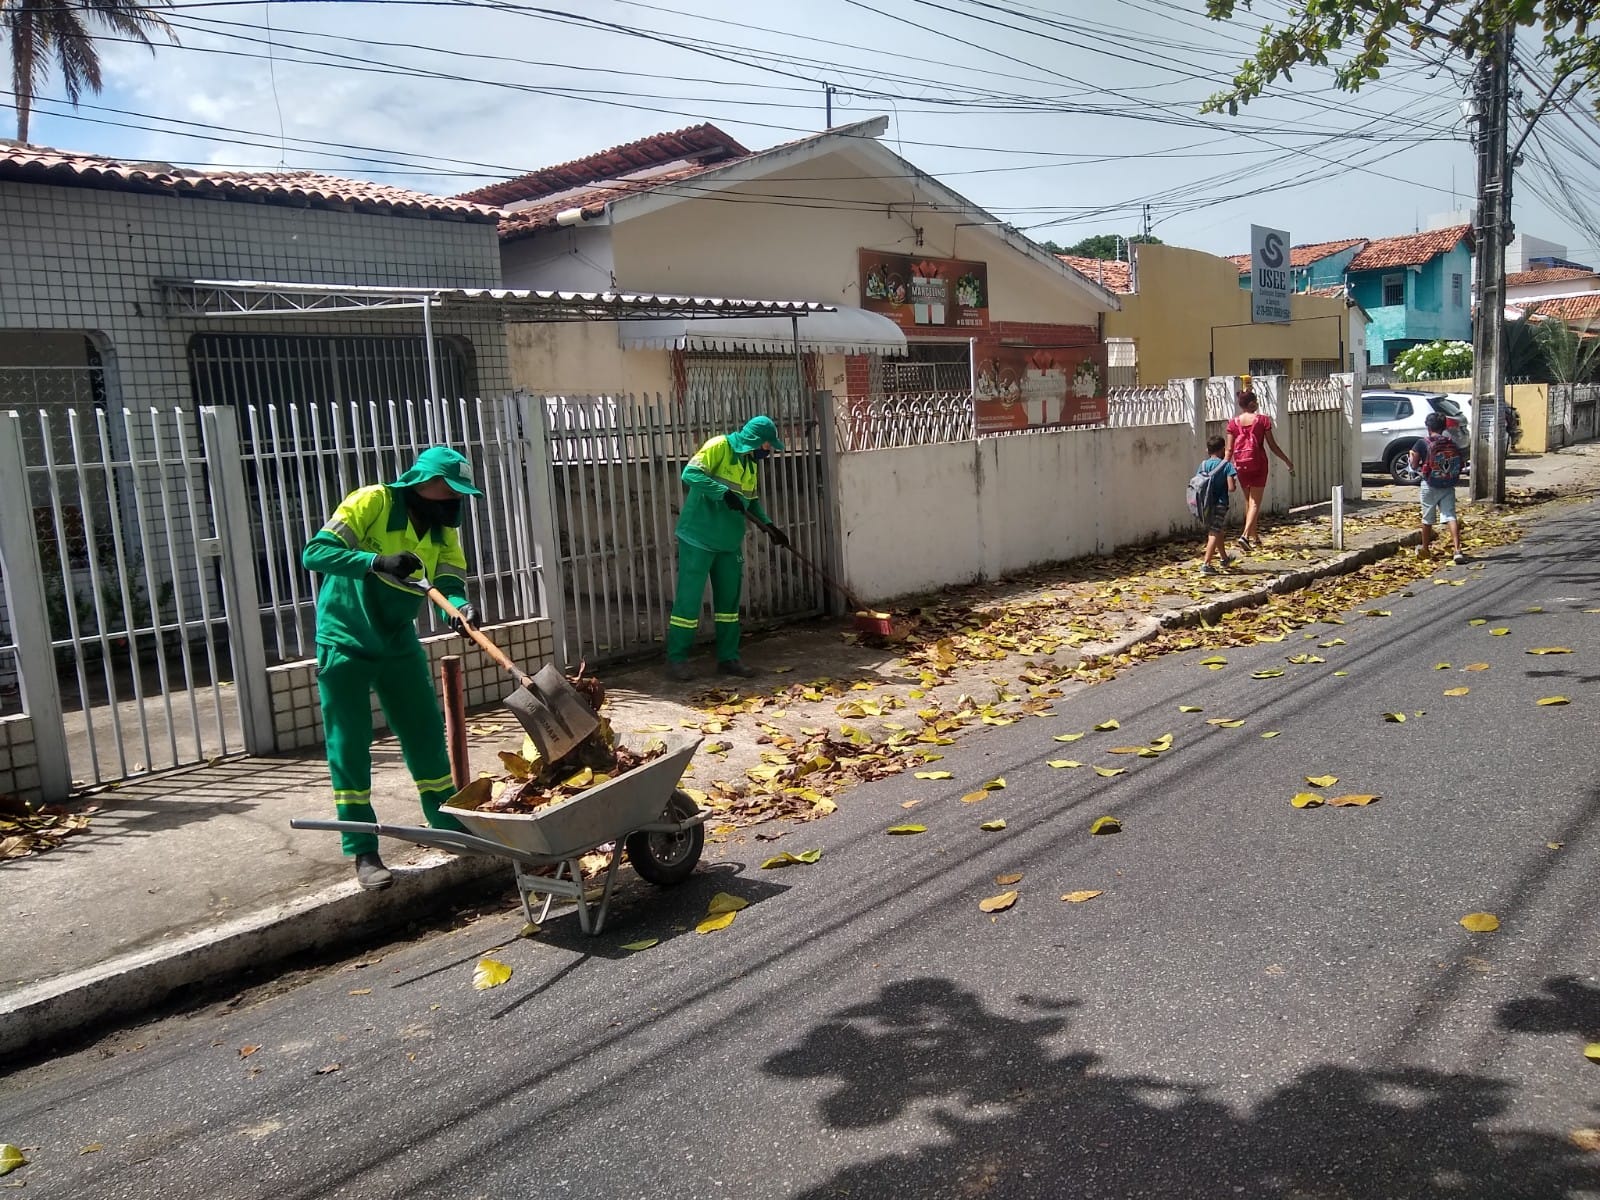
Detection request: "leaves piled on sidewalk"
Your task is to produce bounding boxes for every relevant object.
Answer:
[0,793,93,861]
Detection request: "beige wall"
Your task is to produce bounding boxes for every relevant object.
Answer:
[508,322,674,396]
[1110,244,1357,383]
[1427,376,1551,451]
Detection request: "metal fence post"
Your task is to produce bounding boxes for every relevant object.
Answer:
[199,406,275,755]
[813,389,847,616]
[516,390,568,669]
[0,411,71,801]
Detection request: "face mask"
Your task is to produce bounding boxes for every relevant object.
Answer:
[407,492,462,530]
[751,448,772,461]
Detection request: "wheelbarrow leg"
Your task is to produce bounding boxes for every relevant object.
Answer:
[589,850,625,937]
[570,858,593,935]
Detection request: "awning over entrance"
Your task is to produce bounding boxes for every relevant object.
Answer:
[620,306,908,356]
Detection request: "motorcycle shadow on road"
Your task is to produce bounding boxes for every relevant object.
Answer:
[765,976,1600,1199]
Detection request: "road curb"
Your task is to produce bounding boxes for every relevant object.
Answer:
[0,850,508,1063]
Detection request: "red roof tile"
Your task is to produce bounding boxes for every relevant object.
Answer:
[1057,254,1132,293]
[495,164,723,238]
[1348,225,1472,272]
[1522,294,1600,323]
[1228,237,1367,273]
[455,124,748,207]
[1508,266,1596,287]
[0,140,496,221]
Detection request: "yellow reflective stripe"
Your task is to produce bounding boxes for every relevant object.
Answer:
[413,774,455,792]
[668,615,699,629]
[713,612,740,623]
[323,520,358,548]
[333,790,371,801]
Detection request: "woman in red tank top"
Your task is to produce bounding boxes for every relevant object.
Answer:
[1224,382,1295,553]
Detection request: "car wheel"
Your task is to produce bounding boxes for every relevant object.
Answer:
[1387,446,1421,485]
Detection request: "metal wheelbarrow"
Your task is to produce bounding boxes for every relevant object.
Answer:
[291,734,708,935]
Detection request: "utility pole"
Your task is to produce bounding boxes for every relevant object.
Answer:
[1470,26,1512,503]
[1141,203,1151,241]
[824,84,836,129]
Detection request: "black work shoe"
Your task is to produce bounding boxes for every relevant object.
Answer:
[355,852,392,891]
[664,660,695,682]
[717,659,759,678]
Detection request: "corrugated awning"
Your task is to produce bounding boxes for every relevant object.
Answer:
[157,279,835,323]
[620,306,908,355]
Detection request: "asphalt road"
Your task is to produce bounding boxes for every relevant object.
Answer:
[8,505,1600,1200]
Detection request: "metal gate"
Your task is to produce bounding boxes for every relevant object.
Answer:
[1284,378,1349,507]
[0,405,270,792]
[541,362,830,666]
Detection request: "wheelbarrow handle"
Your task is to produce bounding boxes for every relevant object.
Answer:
[380,573,531,687]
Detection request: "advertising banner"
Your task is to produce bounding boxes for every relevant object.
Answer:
[859,251,989,331]
[1250,224,1291,323]
[972,343,1108,434]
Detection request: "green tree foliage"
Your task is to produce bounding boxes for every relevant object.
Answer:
[1201,2,1599,113]
[1536,317,1600,382]
[1059,233,1163,260]
[2,0,175,142]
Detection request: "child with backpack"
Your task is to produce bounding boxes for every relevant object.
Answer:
[1408,410,1466,564]
[1189,433,1238,574]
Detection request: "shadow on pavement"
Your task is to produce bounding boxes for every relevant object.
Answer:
[1498,976,1600,1039]
[764,978,1600,1199]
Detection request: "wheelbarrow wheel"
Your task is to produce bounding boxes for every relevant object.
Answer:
[624,789,704,886]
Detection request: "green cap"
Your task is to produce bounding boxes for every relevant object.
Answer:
[727,415,784,455]
[388,446,483,496]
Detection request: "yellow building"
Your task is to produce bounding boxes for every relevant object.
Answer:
[1084,243,1368,384]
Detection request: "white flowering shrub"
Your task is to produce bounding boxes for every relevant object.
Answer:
[1393,340,1473,381]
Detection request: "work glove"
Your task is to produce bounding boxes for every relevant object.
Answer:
[721,490,747,512]
[450,602,479,636]
[764,524,790,549]
[372,551,423,578]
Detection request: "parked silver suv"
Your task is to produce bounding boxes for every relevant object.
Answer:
[1361,389,1472,484]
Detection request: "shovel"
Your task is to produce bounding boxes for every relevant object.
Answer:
[384,574,598,763]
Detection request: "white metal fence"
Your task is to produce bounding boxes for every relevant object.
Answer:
[235,395,546,664]
[836,391,975,450]
[540,381,831,666]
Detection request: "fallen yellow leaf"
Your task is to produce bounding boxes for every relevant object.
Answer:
[1444,687,1470,697]
[1528,647,1573,655]
[1537,696,1571,706]
[0,1145,26,1177]
[1434,662,1452,670]
[1468,618,1488,626]
[1549,841,1564,849]
[1318,638,1346,647]
[995,871,1024,885]
[619,938,659,951]
[707,893,749,916]
[1585,1044,1600,1063]
[1261,731,1281,739]
[1333,670,1350,677]
[1199,656,1227,667]
[914,770,953,780]
[960,790,990,804]
[1206,718,1246,728]
[1047,759,1082,769]
[1382,711,1406,723]
[1571,1128,1600,1152]
[1093,719,1121,731]
[1178,705,1204,712]
[984,777,1007,790]
[1459,912,1500,933]
[1291,792,1324,808]
[1305,774,1339,787]
[1093,766,1126,778]
[695,911,737,934]
[518,922,542,939]
[760,849,823,868]
[1062,890,1103,903]
[1464,663,1490,672]
[1327,794,1380,807]
[979,890,1019,913]
[1090,815,1122,835]
[886,824,926,835]
[1107,745,1146,754]
[1490,627,1511,636]
[1252,668,1285,679]
[980,819,1007,831]
[1054,732,1086,742]
[472,958,513,990]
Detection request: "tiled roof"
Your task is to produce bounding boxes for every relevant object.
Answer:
[0,140,497,221]
[495,164,719,239]
[1057,254,1133,293]
[1306,285,1348,299]
[455,124,748,208]
[1508,266,1596,287]
[1521,294,1600,323]
[1348,225,1472,272]
[1227,237,1367,272]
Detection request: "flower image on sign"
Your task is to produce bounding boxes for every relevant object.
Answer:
[973,343,1108,433]
[859,250,989,331]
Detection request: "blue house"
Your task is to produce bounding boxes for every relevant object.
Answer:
[1345,225,1474,366]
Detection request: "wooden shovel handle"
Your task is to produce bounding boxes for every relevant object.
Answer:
[423,586,529,685]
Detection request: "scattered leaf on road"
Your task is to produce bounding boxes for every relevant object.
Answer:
[761,849,823,868]
[1108,745,1146,754]
[472,959,512,990]
[1538,696,1571,706]
[1464,663,1491,672]
[1459,912,1500,932]
[1199,656,1227,667]
[1490,628,1511,636]
[979,890,1019,913]
[900,799,921,809]
[996,871,1024,885]
[1062,890,1103,903]
[620,938,659,951]
[1291,792,1325,808]
[1434,662,1452,670]
[1327,794,1380,807]
[1333,670,1350,677]
[695,911,737,934]
[1571,1129,1600,1152]
[1444,687,1471,697]
[1047,759,1082,769]
[1305,775,1339,787]
[1382,711,1407,723]
[886,824,927,835]
[1094,719,1121,731]
[315,1063,342,1076]
[1528,647,1573,655]
[960,790,990,804]
[1261,731,1281,738]
[0,1146,27,1177]
[1585,1044,1600,1063]
[1319,638,1346,647]
[1093,766,1126,778]
[348,988,373,996]
[1549,841,1564,850]
[239,1045,260,1059]
[1207,718,1246,728]
[914,771,953,780]
[1252,668,1285,679]
[1090,816,1122,835]
[1468,619,1488,626]
[707,893,749,916]
[1178,705,1204,712]
[980,819,1007,831]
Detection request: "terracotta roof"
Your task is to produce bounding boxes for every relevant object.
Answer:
[1508,266,1597,287]
[455,124,748,207]
[1306,285,1347,299]
[495,164,720,239]
[1348,225,1472,272]
[1521,294,1600,323]
[1227,237,1367,273]
[0,140,497,221]
[1057,254,1133,293]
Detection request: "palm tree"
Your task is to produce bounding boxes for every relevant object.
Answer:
[2,0,175,144]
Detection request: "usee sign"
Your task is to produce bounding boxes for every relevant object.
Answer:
[1250,224,1291,323]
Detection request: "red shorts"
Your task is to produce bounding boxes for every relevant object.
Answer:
[1235,462,1268,489]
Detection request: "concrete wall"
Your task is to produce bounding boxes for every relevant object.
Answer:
[1417,377,1552,452]
[1109,245,1357,382]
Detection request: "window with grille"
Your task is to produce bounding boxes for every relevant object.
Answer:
[1300,358,1342,380]
[1452,273,1464,307]
[881,342,972,394]
[1383,274,1405,307]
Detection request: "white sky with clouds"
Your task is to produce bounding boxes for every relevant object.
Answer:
[8,0,1597,261]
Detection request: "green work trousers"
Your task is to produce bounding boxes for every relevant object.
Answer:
[665,539,744,663]
[317,642,464,856]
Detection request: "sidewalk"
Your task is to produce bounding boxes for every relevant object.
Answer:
[4,449,1597,1058]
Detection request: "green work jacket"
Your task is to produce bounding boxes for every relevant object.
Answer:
[301,484,470,657]
[676,434,771,554]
